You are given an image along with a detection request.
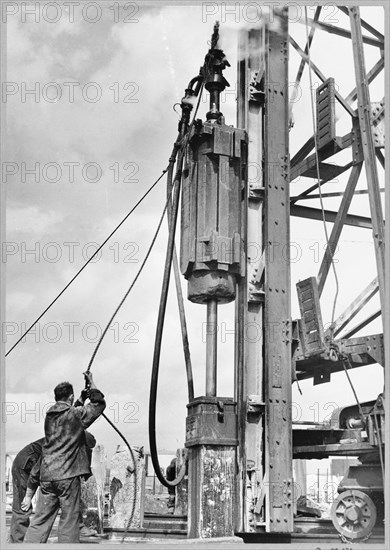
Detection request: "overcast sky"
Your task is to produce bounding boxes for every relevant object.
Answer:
[4,3,386,468]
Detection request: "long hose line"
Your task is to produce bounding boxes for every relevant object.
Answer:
[148,83,204,488]
[100,411,137,542]
[148,148,188,488]
[84,195,171,537]
[167,141,194,403]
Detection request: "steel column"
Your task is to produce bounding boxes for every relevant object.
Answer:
[236,26,266,533]
[263,12,293,532]
[349,7,386,316]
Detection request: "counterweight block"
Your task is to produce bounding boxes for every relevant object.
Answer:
[180,120,247,304]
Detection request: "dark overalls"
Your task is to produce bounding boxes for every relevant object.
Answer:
[9,438,44,543]
[24,389,105,544]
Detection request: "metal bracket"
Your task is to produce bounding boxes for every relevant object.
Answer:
[248,185,265,201]
[281,319,291,345]
[248,252,265,284]
[370,99,385,148]
[279,154,289,180]
[249,71,265,105]
[338,334,385,366]
[249,88,265,105]
[248,288,265,304]
[248,249,265,303]
[351,118,364,164]
[283,479,294,507]
[247,394,265,415]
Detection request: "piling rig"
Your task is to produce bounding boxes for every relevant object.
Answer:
[149,6,386,542]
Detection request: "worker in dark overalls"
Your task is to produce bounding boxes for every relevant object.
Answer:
[9,438,44,542]
[23,373,106,544]
[10,431,97,542]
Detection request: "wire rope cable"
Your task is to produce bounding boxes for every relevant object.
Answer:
[5,172,167,357]
[341,355,365,421]
[81,197,170,539]
[85,197,170,373]
[304,7,340,330]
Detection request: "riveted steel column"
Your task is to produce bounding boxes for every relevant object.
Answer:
[236,26,266,533]
[349,7,386,319]
[263,11,293,532]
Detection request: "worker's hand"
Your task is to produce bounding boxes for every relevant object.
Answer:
[83,371,97,390]
[79,388,90,403]
[21,495,32,512]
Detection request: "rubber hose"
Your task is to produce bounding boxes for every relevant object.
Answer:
[166,143,194,403]
[148,149,187,488]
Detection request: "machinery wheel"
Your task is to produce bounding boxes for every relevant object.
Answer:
[331,489,377,540]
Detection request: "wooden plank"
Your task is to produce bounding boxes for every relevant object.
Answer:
[297,277,325,357]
